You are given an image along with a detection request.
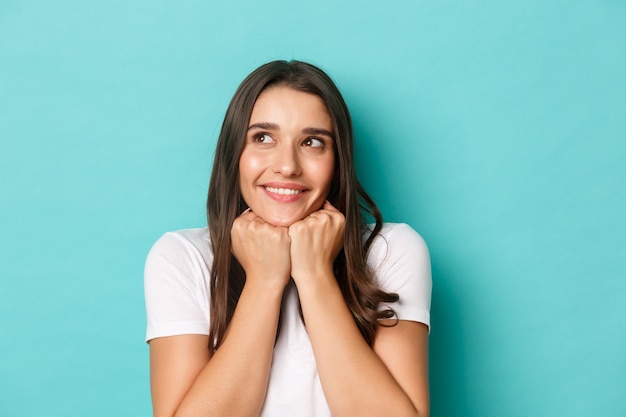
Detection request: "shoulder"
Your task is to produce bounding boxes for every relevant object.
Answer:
[144,227,213,290]
[146,227,212,266]
[149,227,212,253]
[366,223,429,265]
[144,228,213,341]
[365,223,432,317]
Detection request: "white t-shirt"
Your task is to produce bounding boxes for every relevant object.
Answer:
[144,222,431,417]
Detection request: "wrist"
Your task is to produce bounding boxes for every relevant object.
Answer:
[243,276,288,298]
[292,268,337,294]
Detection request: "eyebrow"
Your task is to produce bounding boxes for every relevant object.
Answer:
[247,123,335,139]
[302,127,335,139]
[247,122,279,131]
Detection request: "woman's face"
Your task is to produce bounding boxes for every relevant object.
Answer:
[238,85,336,227]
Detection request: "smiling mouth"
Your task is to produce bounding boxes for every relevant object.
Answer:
[264,186,304,195]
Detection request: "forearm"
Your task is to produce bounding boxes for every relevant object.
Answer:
[296,277,424,417]
[175,282,283,417]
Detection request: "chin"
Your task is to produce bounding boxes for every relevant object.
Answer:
[263,216,300,228]
[255,210,308,228]
[251,201,326,227]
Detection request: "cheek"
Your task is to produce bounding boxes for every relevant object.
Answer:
[313,156,336,192]
[238,152,262,186]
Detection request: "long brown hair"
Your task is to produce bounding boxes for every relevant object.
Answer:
[206,60,398,352]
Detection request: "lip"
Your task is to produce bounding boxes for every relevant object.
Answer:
[260,182,309,203]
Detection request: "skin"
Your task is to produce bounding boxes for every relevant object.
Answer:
[149,86,430,417]
[238,85,336,227]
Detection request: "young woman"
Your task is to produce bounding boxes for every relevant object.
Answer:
[145,60,432,417]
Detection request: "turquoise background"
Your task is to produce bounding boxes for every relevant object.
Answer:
[1,0,625,416]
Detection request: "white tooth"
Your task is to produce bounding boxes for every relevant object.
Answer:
[265,186,301,195]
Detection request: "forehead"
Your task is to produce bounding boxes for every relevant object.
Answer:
[249,86,332,128]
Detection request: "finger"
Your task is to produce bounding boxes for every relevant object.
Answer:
[238,208,258,222]
[323,200,339,212]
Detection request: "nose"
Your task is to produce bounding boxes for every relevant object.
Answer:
[272,143,301,177]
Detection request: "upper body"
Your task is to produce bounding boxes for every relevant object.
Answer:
[145,223,431,416]
[146,60,432,417]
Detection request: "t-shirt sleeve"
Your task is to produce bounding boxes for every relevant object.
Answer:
[144,232,211,342]
[370,223,432,329]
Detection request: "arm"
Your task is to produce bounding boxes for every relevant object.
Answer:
[373,320,429,416]
[288,204,429,417]
[150,282,284,417]
[148,212,291,417]
[295,279,429,417]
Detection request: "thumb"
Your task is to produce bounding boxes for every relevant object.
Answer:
[323,200,339,212]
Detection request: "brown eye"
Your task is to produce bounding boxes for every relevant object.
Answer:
[253,133,274,144]
[303,137,324,148]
